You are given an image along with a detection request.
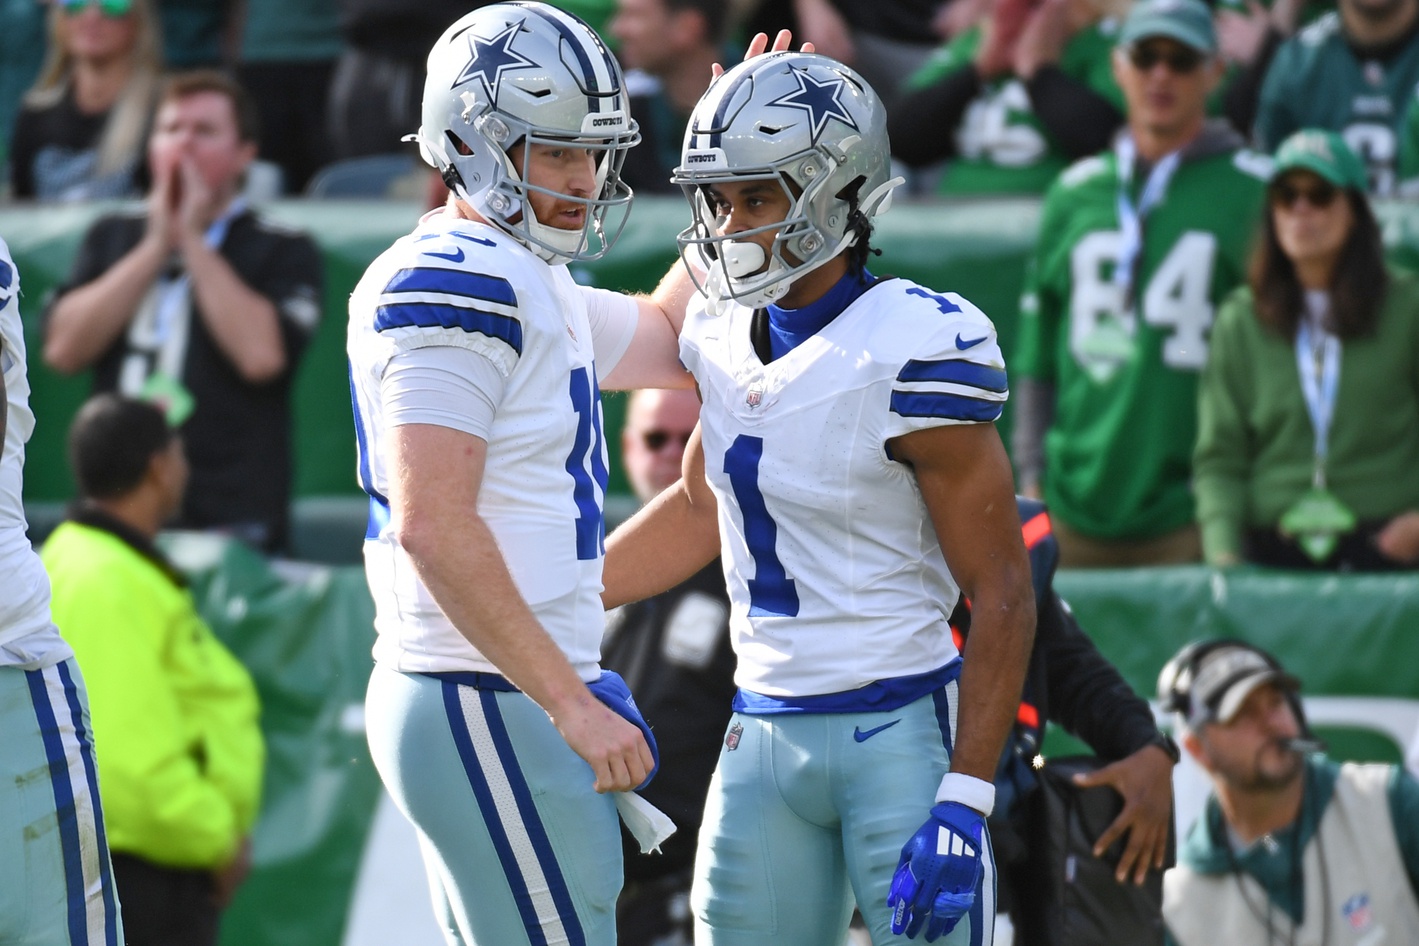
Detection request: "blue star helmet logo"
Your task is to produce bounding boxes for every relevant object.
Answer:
[766,67,859,143]
[453,21,538,101]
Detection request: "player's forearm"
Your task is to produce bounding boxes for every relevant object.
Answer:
[182,238,287,384]
[44,236,167,373]
[646,258,700,336]
[950,588,1035,784]
[603,479,720,609]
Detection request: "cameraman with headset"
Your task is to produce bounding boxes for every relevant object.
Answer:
[1158,641,1419,945]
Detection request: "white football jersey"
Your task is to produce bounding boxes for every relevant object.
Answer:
[680,278,1009,697]
[348,213,631,678]
[0,237,66,662]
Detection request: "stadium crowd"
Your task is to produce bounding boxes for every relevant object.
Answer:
[3,1,1419,946]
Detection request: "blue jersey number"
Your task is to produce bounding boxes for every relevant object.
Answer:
[566,366,608,560]
[906,286,962,315]
[724,435,799,617]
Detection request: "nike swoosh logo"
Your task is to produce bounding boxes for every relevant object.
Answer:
[853,719,902,742]
[955,333,989,350]
[425,247,465,263]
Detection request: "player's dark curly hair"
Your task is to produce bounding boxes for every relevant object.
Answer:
[1250,183,1387,340]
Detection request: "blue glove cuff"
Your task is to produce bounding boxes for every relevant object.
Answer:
[586,670,659,789]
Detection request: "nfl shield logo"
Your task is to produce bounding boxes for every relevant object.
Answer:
[725,722,743,751]
[1342,894,1372,932]
[746,386,763,409]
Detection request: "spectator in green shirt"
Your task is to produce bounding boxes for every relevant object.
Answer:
[1195,129,1419,570]
[890,0,1127,196]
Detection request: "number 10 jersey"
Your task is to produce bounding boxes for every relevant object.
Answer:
[679,279,1009,699]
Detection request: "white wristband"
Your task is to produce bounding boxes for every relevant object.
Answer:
[935,772,996,816]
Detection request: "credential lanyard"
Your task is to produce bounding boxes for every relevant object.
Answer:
[1113,136,1181,295]
[153,198,246,345]
[1295,320,1341,487]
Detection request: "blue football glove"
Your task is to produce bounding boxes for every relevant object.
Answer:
[585,670,659,790]
[887,802,986,942]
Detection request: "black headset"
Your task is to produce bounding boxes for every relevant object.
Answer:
[1157,638,1314,738]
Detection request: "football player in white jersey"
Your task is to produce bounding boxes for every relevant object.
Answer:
[347,4,702,944]
[0,238,124,946]
[602,53,1036,945]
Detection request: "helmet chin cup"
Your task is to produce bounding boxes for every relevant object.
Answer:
[722,241,766,279]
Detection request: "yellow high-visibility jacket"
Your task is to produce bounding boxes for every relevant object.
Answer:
[42,517,263,869]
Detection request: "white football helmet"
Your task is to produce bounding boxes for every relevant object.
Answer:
[410,2,640,264]
[673,51,903,309]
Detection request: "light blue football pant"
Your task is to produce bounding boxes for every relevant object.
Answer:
[691,682,996,946]
[0,658,122,946]
[365,664,622,946]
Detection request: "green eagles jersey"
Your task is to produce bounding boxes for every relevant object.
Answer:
[1015,136,1269,539]
[904,20,1125,196]
[1256,11,1419,195]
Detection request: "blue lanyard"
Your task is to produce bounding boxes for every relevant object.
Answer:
[1294,320,1341,487]
[154,199,246,342]
[1113,136,1181,296]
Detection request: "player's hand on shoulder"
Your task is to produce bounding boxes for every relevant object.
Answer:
[888,802,986,941]
[551,694,654,793]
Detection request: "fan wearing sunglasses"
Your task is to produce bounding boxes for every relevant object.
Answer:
[1195,129,1419,571]
[10,0,160,200]
[1013,0,1269,567]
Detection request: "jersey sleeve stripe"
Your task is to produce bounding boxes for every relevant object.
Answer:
[374,302,524,354]
[382,267,517,306]
[897,359,1007,393]
[890,391,1004,422]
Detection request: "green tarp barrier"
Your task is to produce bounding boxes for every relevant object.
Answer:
[161,534,380,946]
[163,533,1419,946]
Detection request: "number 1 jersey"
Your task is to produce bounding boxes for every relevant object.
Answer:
[679,279,1008,698]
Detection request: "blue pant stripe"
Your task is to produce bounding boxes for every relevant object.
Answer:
[932,686,955,759]
[969,827,995,946]
[26,667,88,946]
[440,682,549,946]
[478,689,587,946]
[57,660,119,946]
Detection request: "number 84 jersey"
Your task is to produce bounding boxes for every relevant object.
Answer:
[679,279,1009,699]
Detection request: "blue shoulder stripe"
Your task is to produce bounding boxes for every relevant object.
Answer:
[374,302,523,354]
[890,391,1003,422]
[897,359,1007,393]
[383,267,517,306]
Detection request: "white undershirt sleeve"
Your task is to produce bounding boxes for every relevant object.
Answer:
[381,346,507,440]
[581,284,638,376]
